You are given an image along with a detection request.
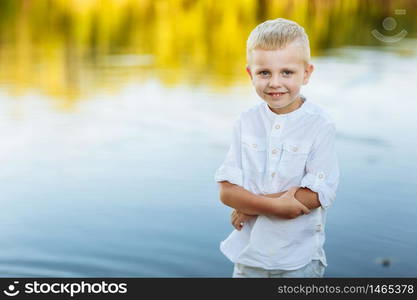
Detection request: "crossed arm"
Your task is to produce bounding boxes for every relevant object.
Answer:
[218,181,321,228]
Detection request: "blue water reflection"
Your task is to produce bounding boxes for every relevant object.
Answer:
[0,43,416,277]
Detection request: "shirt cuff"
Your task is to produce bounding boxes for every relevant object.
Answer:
[214,165,243,187]
[300,172,335,209]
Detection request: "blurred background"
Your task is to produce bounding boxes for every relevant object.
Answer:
[0,0,416,277]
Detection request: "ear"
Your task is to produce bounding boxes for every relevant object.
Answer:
[302,64,314,85]
[246,66,253,80]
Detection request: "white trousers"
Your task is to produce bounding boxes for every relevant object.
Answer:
[232,260,325,278]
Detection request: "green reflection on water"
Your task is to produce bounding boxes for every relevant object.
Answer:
[0,0,416,107]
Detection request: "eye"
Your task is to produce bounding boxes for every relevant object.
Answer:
[258,70,270,76]
[282,70,294,76]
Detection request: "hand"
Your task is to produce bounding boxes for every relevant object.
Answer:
[231,210,256,231]
[276,187,310,219]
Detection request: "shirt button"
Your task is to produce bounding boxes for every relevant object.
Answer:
[272,149,277,155]
[252,144,257,148]
[271,172,276,178]
[293,146,298,152]
[275,124,281,130]
[318,173,325,179]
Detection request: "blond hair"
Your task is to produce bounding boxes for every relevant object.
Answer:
[246,18,310,64]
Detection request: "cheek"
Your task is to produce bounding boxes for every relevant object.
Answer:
[253,79,266,90]
[287,78,303,91]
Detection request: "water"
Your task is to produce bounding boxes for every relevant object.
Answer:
[0,0,417,277]
[1,45,416,277]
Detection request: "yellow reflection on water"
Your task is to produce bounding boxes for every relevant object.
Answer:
[0,0,416,107]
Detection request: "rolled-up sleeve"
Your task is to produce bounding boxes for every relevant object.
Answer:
[214,118,243,187]
[300,122,339,209]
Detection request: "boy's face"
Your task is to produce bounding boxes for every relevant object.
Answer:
[246,42,314,114]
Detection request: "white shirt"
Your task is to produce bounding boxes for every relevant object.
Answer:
[214,98,339,270]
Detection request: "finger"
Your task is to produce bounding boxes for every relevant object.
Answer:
[238,217,245,228]
[233,216,242,230]
[299,203,310,215]
[234,220,242,230]
[231,216,237,228]
[233,210,240,220]
[238,213,248,222]
[232,215,241,230]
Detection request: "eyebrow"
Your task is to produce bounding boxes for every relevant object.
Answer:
[254,66,297,72]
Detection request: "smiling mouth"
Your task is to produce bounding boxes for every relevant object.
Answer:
[266,92,287,97]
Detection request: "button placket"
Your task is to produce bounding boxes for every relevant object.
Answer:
[268,117,285,186]
[267,137,279,183]
[270,118,283,158]
[271,116,285,140]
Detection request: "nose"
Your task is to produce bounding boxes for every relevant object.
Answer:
[268,74,282,89]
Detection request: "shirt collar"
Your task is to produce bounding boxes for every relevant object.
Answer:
[263,95,308,121]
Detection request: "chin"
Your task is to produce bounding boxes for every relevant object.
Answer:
[268,101,290,109]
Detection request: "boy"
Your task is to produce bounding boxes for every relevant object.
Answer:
[214,18,339,278]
